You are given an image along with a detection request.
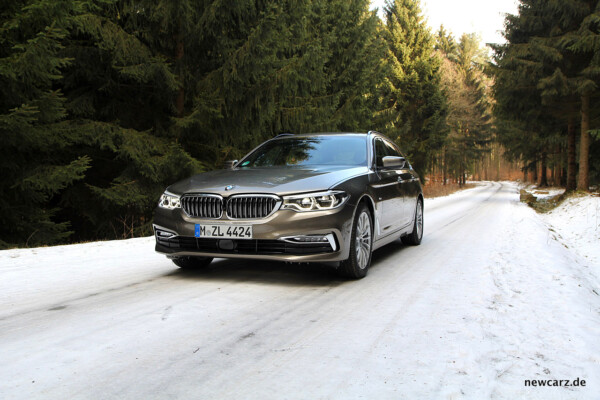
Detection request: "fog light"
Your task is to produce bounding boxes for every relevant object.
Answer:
[281,234,337,251]
[156,229,175,238]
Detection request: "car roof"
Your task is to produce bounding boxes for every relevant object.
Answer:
[272,131,400,144]
[273,132,378,139]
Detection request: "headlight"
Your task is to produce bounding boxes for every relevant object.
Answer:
[282,190,349,212]
[158,191,181,209]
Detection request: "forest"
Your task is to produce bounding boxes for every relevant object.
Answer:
[1,0,599,248]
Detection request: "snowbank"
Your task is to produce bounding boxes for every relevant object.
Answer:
[541,193,600,268]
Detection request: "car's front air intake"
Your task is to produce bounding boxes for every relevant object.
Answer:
[181,195,223,218]
[226,195,280,219]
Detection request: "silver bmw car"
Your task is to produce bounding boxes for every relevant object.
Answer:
[153,131,423,279]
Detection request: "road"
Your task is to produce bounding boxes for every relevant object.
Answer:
[1,182,598,399]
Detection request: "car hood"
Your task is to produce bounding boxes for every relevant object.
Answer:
[167,166,369,196]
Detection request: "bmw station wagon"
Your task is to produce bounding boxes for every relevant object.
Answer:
[153,132,423,279]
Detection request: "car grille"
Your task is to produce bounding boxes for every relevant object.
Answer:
[156,236,334,255]
[181,195,222,218]
[226,196,279,219]
[181,194,280,219]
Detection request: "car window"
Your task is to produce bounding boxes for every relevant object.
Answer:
[374,137,408,169]
[374,138,388,168]
[239,136,368,168]
[383,139,400,158]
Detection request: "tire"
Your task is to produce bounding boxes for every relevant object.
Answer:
[171,256,213,269]
[402,197,423,246]
[338,204,373,279]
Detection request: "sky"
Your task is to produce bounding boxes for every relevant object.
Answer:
[370,0,520,46]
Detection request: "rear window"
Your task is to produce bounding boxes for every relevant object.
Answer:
[238,136,368,168]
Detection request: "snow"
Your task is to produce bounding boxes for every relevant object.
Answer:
[0,181,599,399]
[530,187,566,200]
[541,193,600,268]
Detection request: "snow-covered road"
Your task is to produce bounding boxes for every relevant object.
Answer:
[1,182,598,399]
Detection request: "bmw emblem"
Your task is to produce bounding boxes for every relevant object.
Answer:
[225,185,235,191]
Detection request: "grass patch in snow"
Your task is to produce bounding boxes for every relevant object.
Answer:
[519,185,568,213]
[423,182,476,198]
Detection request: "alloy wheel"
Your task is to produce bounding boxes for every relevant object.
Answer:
[416,201,423,240]
[355,211,372,269]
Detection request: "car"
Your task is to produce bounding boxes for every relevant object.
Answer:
[153,131,423,279]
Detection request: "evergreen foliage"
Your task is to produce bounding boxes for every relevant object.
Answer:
[176,0,385,167]
[0,0,388,248]
[493,0,600,190]
[0,0,89,247]
[437,32,494,185]
[379,0,448,179]
[0,0,199,248]
[3,0,474,248]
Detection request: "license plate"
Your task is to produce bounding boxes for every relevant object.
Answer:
[195,224,253,239]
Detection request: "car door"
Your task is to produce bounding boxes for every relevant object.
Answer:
[371,138,404,235]
[397,167,419,228]
[381,138,415,229]
[402,163,420,227]
[384,140,419,228]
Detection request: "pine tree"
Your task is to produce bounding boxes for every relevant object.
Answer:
[178,0,384,167]
[316,0,386,133]
[492,0,567,187]
[0,0,91,247]
[435,25,458,60]
[547,0,600,191]
[438,33,493,185]
[380,0,447,178]
[0,0,200,247]
[493,0,600,190]
[59,0,201,240]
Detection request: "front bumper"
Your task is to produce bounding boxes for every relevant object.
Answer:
[153,202,356,262]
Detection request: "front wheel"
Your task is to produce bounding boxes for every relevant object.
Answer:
[402,197,423,246]
[338,204,373,279]
[171,256,213,269]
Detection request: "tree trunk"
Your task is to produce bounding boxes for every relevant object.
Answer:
[554,144,561,186]
[442,147,447,185]
[560,143,566,186]
[531,161,538,183]
[539,151,548,187]
[566,117,577,191]
[175,32,185,118]
[496,150,501,181]
[523,163,528,182]
[484,161,488,181]
[577,94,590,191]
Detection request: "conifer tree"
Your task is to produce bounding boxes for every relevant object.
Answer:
[546,0,600,190]
[435,26,458,60]
[59,0,201,240]
[437,32,493,185]
[492,0,562,187]
[380,0,447,178]
[0,0,200,247]
[494,0,600,190]
[179,0,383,167]
[0,0,90,247]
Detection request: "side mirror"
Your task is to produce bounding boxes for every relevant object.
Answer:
[223,160,238,169]
[382,156,406,169]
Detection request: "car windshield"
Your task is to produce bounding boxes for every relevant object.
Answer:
[238,136,368,168]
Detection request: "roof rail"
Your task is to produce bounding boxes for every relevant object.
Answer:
[367,130,380,135]
[275,132,294,138]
